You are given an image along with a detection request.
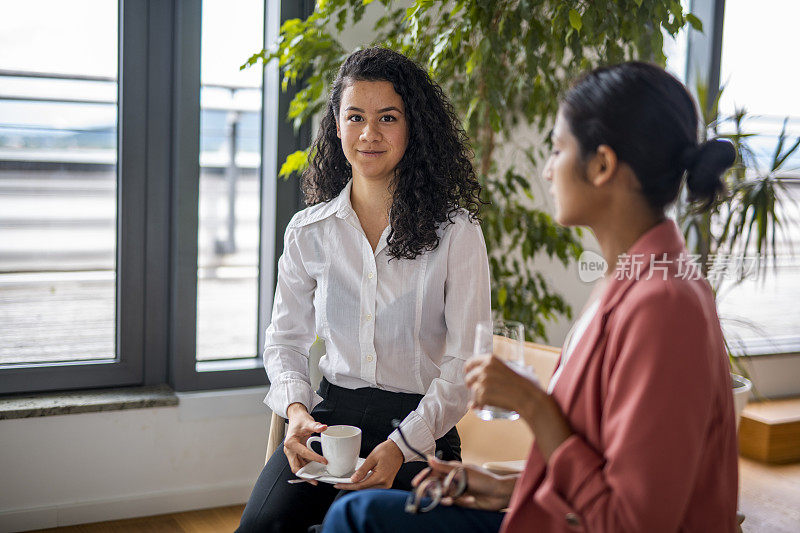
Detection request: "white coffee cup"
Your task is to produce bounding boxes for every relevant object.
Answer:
[306,425,362,477]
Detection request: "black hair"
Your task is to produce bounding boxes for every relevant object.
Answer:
[561,61,735,211]
[302,47,483,260]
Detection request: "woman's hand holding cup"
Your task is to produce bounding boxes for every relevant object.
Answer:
[284,402,328,482]
[334,438,403,490]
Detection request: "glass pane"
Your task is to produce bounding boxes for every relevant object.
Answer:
[717,0,800,352]
[0,1,118,364]
[663,0,689,82]
[196,0,264,361]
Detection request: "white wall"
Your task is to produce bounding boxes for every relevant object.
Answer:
[0,387,270,532]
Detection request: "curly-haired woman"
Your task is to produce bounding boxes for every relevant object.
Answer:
[236,48,491,533]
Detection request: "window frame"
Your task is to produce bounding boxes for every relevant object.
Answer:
[685,0,727,110]
[170,0,310,391]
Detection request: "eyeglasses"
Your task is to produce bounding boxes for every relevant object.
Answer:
[391,419,467,514]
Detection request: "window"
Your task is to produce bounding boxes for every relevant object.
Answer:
[196,0,265,364]
[0,1,119,366]
[663,0,689,82]
[0,1,308,395]
[651,0,799,356]
[0,0,145,394]
[714,0,800,354]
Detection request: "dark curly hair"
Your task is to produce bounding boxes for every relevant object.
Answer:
[302,47,484,260]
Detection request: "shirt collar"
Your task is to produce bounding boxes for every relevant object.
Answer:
[333,179,393,256]
[332,179,356,219]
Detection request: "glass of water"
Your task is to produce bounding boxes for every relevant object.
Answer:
[472,320,531,421]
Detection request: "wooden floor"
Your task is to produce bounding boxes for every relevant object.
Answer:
[31,505,246,533]
[30,457,800,533]
[739,457,800,532]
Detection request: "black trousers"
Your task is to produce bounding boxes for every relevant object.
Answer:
[237,379,461,533]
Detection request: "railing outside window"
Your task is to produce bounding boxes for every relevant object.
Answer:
[0,69,263,365]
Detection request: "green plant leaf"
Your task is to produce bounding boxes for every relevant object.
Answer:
[498,286,507,307]
[568,9,582,32]
[686,13,703,32]
[278,149,309,179]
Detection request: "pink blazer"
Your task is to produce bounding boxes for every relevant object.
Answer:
[502,220,738,533]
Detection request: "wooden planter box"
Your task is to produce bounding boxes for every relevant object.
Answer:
[739,397,800,464]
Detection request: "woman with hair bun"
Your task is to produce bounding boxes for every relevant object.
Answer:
[322,61,739,533]
[237,47,490,533]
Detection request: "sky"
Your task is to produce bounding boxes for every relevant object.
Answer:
[0,0,264,130]
[720,0,800,124]
[0,0,264,83]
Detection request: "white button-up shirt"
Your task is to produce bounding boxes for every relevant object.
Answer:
[263,180,491,461]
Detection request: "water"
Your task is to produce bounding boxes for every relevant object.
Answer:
[474,405,520,421]
[473,361,538,421]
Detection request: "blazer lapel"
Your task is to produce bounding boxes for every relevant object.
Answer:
[550,267,641,414]
[550,312,606,414]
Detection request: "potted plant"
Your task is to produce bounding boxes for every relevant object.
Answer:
[677,83,799,424]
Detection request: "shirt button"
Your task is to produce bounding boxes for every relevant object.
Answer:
[565,512,580,527]
[366,354,374,362]
[365,314,372,321]
[367,272,374,279]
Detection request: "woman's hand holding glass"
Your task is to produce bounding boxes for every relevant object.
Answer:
[470,321,536,420]
[464,352,541,419]
[464,355,574,461]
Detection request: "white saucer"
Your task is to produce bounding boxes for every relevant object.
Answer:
[296,457,370,484]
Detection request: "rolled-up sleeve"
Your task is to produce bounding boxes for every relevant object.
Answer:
[389,217,491,461]
[263,223,323,418]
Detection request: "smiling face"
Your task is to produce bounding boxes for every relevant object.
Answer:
[543,109,601,226]
[336,80,409,186]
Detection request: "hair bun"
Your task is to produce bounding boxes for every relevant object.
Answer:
[679,144,700,171]
[685,138,736,207]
